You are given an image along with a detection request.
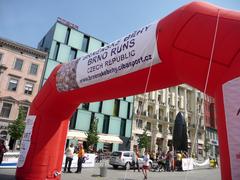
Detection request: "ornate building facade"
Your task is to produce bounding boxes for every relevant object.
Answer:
[131,84,206,157]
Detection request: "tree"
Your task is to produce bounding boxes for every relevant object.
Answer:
[8,106,26,150]
[138,127,150,150]
[86,118,99,152]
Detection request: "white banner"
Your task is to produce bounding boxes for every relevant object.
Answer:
[76,22,160,88]
[62,153,96,168]
[192,158,210,167]
[182,158,194,171]
[0,152,19,168]
[223,77,240,180]
[17,115,36,168]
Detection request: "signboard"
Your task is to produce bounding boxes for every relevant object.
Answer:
[56,22,160,92]
[62,153,96,168]
[17,115,36,168]
[76,22,160,88]
[57,17,78,30]
[182,158,194,171]
[223,77,240,180]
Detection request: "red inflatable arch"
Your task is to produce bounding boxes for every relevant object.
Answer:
[16,2,240,180]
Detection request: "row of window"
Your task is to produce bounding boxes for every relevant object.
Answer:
[136,119,176,134]
[136,119,152,131]
[53,42,78,61]
[7,76,35,95]
[82,100,132,119]
[70,111,127,137]
[52,27,105,62]
[0,102,29,119]
[64,27,91,53]
[0,52,39,75]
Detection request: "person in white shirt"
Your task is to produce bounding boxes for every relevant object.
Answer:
[142,151,150,179]
[64,143,74,173]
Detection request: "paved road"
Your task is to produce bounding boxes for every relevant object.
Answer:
[0,167,221,180]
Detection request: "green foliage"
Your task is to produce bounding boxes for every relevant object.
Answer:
[86,118,99,151]
[8,106,26,140]
[138,127,150,150]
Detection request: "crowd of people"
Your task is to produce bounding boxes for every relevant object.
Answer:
[128,147,190,177]
[151,148,189,172]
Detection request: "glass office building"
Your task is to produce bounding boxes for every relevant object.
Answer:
[38,18,133,151]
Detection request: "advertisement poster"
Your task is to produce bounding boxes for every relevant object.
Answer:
[223,77,240,180]
[62,153,96,168]
[17,115,36,168]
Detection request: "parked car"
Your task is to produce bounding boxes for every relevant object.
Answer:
[109,151,152,169]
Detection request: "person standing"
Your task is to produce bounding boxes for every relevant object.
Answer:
[142,151,150,180]
[63,143,74,173]
[0,139,7,164]
[75,143,85,173]
[134,147,140,172]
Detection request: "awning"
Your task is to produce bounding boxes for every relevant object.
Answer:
[67,130,87,141]
[98,134,123,144]
[67,130,123,144]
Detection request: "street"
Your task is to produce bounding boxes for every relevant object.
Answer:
[0,167,221,180]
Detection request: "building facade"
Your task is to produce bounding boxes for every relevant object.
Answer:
[204,95,219,158]
[131,84,206,157]
[38,18,133,152]
[0,37,47,147]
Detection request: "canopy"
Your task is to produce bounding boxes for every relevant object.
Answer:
[67,130,123,144]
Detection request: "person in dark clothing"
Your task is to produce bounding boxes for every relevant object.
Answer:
[0,139,7,164]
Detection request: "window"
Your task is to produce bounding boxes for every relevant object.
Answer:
[127,102,131,119]
[123,152,130,157]
[69,110,78,129]
[20,106,29,119]
[8,78,19,91]
[98,102,103,113]
[53,42,60,60]
[29,64,38,75]
[158,124,162,133]
[65,28,71,44]
[14,58,23,71]
[81,35,90,52]
[169,126,173,134]
[136,119,143,129]
[69,48,77,61]
[82,103,89,110]
[146,122,151,131]
[120,119,126,136]
[114,99,120,116]
[24,82,34,95]
[0,102,12,118]
[102,115,110,134]
[137,101,143,114]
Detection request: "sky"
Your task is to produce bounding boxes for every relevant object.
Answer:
[0,0,240,48]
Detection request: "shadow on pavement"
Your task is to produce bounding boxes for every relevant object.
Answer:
[0,174,15,180]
